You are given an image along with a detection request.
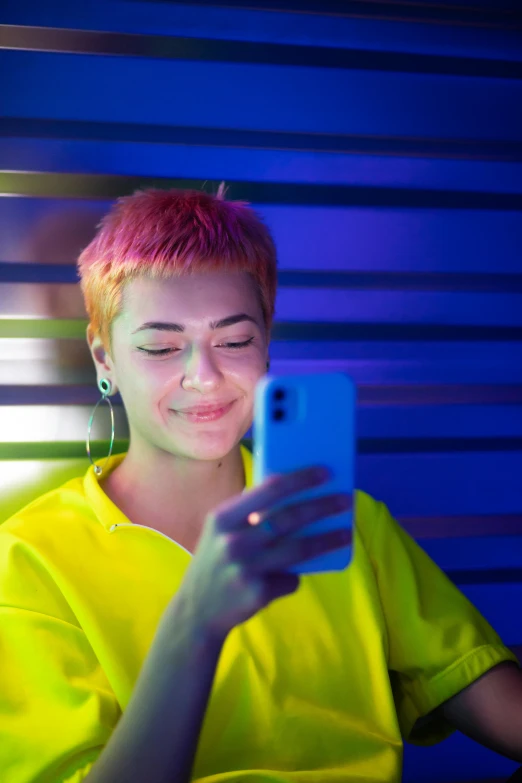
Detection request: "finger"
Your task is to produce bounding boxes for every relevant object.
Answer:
[249,528,352,575]
[264,493,352,539]
[237,492,352,554]
[214,465,331,532]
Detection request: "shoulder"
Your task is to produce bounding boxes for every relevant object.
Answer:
[353,489,388,546]
[0,475,93,551]
[0,479,92,625]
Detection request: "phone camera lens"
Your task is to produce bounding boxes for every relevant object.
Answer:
[273,408,285,421]
[273,388,286,401]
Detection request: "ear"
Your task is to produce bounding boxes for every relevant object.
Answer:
[86,324,117,391]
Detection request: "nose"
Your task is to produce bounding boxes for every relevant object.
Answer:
[180,347,223,392]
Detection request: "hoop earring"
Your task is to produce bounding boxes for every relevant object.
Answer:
[86,378,115,476]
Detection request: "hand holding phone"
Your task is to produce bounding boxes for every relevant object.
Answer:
[179,465,351,642]
[252,371,356,574]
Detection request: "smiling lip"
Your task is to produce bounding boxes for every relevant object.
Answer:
[172,400,236,422]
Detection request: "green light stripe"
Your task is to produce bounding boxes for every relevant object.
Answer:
[0,319,88,339]
[0,441,129,460]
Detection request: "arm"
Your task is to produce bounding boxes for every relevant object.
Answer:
[356,493,520,745]
[86,594,226,783]
[435,661,522,763]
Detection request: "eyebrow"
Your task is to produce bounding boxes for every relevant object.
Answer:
[131,313,259,335]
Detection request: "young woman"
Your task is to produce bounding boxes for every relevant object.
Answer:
[1,187,521,783]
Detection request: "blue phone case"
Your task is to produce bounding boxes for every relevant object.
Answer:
[252,371,356,574]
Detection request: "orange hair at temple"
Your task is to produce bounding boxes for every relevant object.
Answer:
[77,184,278,354]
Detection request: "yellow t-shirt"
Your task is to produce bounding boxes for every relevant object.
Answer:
[0,444,517,783]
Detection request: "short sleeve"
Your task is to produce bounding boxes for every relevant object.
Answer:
[359,496,519,746]
[0,530,121,782]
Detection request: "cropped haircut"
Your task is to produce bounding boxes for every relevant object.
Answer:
[77,185,278,354]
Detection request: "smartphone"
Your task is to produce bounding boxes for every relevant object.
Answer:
[252,371,356,574]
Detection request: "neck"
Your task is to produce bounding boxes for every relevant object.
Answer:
[100,441,246,553]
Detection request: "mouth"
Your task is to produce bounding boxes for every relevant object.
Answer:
[171,399,237,423]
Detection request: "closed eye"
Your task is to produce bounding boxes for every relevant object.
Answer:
[138,337,255,356]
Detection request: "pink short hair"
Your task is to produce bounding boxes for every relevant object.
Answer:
[77,185,278,353]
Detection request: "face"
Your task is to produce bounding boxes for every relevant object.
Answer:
[87,270,270,462]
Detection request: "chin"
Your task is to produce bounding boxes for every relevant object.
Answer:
[177,431,241,461]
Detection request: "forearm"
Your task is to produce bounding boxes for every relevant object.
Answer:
[440,661,522,763]
[86,595,226,783]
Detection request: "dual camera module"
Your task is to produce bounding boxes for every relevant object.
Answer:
[272,387,286,421]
